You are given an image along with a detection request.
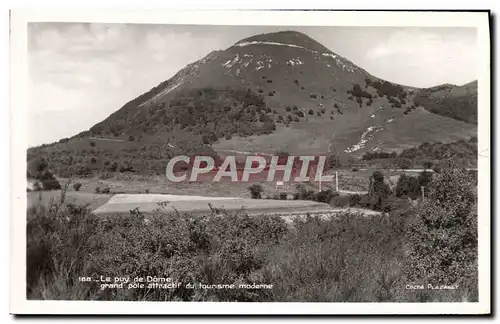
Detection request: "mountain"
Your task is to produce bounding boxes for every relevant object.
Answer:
[29,31,477,176]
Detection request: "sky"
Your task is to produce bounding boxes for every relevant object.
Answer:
[28,23,477,146]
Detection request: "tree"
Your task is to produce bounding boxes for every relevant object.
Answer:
[27,157,61,190]
[73,183,82,192]
[109,162,118,172]
[369,170,390,197]
[423,161,433,169]
[405,161,477,298]
[397,158,412,169]
[248,184,264,199]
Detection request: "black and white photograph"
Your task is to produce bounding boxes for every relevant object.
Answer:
[9,9,491,315]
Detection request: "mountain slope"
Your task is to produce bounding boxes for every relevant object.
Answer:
[30,30,477,176]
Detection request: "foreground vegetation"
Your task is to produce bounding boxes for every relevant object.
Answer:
[27,163,477,302]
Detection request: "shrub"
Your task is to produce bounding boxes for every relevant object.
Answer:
[41,178,62,191]
[405,162,477,300]
[331,195,350,207]
[349,194,361,206]
[73,183,82,192]
[248,184,264,199]
[101,187,111,194]
[108,162,118,172]
[128,135,135,142]
[308,109,314,115]
[293,110,305,118]
[397,158,412,169]
[314,190,338,203]
[94,187,101,194]
[28,160,62,190]
[89,141,96,147]
[285,106,292,112]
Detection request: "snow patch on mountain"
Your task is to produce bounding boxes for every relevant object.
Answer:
[322,53,338,59]
[235,41,314,52]
[287,58,303,66]
[223,54,240,68]
[344,125,384,153]
[322,52,355,73]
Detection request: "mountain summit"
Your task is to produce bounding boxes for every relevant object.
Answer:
[84,30,476,157]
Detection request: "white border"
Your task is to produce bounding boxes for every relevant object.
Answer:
[9,9,491,315]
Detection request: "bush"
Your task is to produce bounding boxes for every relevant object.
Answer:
[331,195,351,207]
[101,187,111,194]
[314,189,338,203]
[397,158,412,169]
[248,184,264,199]
[349,194,361,206]
[28,160,62,190]
[73,183,82,192]
[404,162,477,300]
[41,178,62,191]
[94,187,101,194]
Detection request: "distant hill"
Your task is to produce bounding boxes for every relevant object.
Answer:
[413,81,478,124]
[28,30,477,177]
